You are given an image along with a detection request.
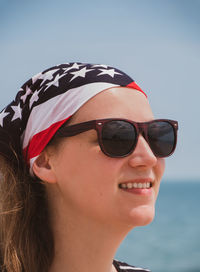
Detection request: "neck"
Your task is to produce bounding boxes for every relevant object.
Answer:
[48,193,132,272]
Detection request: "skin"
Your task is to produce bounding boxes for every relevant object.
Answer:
[33,87,165,272]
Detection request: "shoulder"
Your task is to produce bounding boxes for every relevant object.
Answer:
[113,260,151,272]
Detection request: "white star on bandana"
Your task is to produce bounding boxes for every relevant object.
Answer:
[43,73,65,92]
[57,62,69,66]
[21,86,33,103]
[97,68,122,78]
[29,90,40,108]
[92,64,108,69]
[0,109,9,127]
[40,69,59,86]
[11,103,22,122]
[70,67,94,82]
[32,72,42,84]
[63,63,85,74]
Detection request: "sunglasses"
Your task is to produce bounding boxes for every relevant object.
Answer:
[55,118,178,158]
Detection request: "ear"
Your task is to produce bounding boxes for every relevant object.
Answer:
[32,152,57,184]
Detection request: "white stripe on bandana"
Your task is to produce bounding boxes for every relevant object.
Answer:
[22,82,118,171]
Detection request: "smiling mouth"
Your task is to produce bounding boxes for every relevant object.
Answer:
[118,182,153,189]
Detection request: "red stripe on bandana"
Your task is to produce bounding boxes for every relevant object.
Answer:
[126,82,147,98]
[23,116,71,163]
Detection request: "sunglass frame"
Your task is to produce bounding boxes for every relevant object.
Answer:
[55,118,178,158]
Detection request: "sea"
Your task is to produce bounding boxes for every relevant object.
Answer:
[115,181,200,272]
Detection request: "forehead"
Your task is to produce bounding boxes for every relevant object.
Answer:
[71,87,154,124]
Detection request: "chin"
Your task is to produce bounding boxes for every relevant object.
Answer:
[129,205,155,227]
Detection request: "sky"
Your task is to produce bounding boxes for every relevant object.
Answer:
[1,0,200,181]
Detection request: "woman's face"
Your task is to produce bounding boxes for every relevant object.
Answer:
[45,87,165,228]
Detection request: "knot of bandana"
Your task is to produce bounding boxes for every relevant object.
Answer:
[0,62,146,173]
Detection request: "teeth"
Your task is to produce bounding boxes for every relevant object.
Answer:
[119,182,152,189]
[138,183,142,189]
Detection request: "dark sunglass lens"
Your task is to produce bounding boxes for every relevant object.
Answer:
[101,121,136,157]
[148,121,175,157]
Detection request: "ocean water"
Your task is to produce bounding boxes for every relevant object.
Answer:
[115,181,200,272]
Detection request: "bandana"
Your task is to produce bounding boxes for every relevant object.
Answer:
[0,62,147,174]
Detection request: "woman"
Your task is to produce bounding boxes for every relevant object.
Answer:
[0,62,178,272]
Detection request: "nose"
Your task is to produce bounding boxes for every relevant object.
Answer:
[128,135,158,168]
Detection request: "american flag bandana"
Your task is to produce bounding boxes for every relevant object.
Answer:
[0,62,147,174]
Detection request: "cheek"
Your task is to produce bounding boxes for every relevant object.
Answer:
[51,141,120,213]
[157,158,165,179]
[154,158,165,195]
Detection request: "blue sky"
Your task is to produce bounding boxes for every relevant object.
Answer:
[1,0,200,180]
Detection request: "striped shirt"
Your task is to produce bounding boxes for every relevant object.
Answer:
[113,260,151,272]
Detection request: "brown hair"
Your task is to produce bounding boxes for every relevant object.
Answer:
[0,152,54,271]
[0,114,75,272]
